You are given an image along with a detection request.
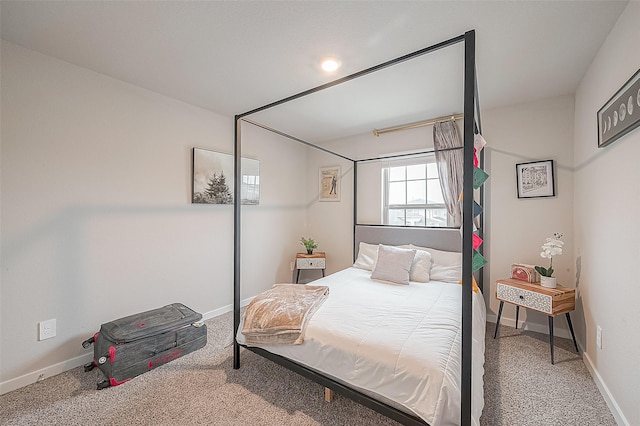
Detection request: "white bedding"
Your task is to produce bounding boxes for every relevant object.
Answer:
[237,267,486,425]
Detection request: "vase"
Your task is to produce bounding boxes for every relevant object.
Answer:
[540,276,557,288]
[307,249,313,255]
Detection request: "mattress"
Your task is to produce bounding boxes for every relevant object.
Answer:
[237,267,486,425]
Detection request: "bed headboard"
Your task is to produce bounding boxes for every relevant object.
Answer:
[354,225,461,254]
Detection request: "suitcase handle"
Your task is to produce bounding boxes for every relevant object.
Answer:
[81,336,95,349]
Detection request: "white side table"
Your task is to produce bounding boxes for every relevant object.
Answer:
[295,252,326,283]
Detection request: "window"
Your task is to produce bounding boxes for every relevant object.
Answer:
[383,154,449,227]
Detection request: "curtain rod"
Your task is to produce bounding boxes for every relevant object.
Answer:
[373,113,464,137]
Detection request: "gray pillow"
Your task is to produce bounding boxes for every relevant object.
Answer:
[370,245,416,285]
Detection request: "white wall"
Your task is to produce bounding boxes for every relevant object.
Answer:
[573,3,640,425]
[0,42,307,392]
[482,95,575,337]
[355,160,383,225]
[239,122,310,294]
[304,150,354,278]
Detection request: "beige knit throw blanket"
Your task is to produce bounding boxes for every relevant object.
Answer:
[241,284,329,345]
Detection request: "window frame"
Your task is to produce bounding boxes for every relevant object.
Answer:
[382,154,450,227]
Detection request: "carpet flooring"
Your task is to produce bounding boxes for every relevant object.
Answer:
[0,312,616,425]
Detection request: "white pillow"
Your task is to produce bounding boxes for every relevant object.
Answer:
[353,242,379,271]
[409,244,461,283]
[370,245,416,285]
[354,242,432,282]
[409,249,432,282]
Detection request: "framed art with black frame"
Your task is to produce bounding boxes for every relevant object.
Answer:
[516,159,555,199]
[597,68,640,148]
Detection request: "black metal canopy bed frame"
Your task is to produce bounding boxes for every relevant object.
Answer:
[233,30,483,426]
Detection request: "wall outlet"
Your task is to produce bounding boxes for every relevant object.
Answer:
[39,319,56,340]
[290,261,295,272]
[596,325,602,349]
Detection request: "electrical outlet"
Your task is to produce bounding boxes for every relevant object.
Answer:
[596,325,602,349]
[290,261,295,272]
[39,319,56,340]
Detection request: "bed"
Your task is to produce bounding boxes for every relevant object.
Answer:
[233,31,484,426]
[237,261,486,425]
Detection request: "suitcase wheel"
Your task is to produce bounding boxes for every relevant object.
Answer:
[82,336,95,349]
[83,362,95,372]
[96,379,110,390]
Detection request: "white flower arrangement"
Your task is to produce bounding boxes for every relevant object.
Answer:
[535,232,564,278]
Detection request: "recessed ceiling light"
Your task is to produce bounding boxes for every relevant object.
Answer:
[321,58,341,73]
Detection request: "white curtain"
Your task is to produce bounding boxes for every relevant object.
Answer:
[433,120,463,227]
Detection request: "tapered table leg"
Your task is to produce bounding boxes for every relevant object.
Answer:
[515,306,520,329]
[548,316,555,365]
[493,301,504,339]
[566,313,579,352]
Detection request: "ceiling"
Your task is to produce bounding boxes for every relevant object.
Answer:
[0,1,628,142]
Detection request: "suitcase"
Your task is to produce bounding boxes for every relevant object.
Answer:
[82,303,207,389]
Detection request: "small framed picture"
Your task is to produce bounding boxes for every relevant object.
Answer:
[319,166,340,202]
[516,160,555,199]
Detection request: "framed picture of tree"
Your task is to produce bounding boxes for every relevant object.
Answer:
[191,148,260,205]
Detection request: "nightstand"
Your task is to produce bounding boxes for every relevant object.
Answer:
[295,252,326,283]
[493,278,579,364]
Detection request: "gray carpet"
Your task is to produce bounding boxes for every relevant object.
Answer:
[485,324,616,426]
[0,312,616,425]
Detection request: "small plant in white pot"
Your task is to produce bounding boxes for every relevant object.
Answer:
[535,232,564,288]
[300,237,318,255]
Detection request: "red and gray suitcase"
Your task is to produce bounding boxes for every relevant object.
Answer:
[82,303,207,389]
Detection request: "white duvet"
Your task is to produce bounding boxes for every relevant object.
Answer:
[237,267,486,425]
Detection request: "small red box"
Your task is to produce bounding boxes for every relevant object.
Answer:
[511,263,540,283]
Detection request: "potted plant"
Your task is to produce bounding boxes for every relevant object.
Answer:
[300,237,318,255]
[535,232,564,288]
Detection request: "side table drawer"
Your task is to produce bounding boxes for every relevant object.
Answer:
[296,258,326,269]
[497,282,552,314]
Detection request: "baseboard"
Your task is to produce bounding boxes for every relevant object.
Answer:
[583,352,630,426]
[486,313,575,341]
[0,297,255,396]
[0,352,94,395]
[201,296,254,321]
